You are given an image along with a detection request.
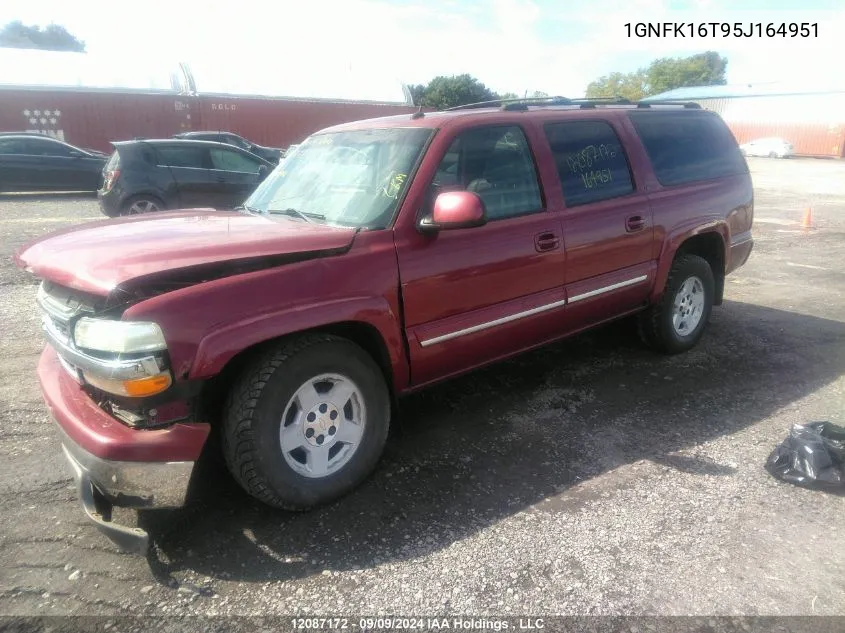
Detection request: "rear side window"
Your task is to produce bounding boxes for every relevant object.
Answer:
[155,146,207,168]
[0,138,26,154]
[544,121,634,207]
[628,111,746,187]
[210,148,260,173]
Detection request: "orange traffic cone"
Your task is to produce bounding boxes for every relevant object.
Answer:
[801,207,814,230]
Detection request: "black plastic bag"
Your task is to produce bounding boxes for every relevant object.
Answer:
[765,421,845,489]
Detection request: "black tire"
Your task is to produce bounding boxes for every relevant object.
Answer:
[768,151,778,159]
[639,254,715,354]
[121,194,165,216]
[221,334,391,510]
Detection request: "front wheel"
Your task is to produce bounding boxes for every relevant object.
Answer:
[639,254,715,354]
[222,334,391,510]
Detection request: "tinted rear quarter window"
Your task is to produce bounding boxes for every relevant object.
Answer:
[155,145,208,168]
[544,120,635,207]
[105,151,120,170]
[628,111,747,186]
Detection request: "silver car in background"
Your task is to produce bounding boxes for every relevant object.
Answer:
[740,137,794,158]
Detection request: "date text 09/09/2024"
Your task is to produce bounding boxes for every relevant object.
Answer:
[625,22,819,38]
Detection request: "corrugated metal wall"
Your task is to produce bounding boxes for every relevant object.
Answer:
[197,96,418,148]
[694,95,845,158]
[0,90,191,151]
[0,89,417,152]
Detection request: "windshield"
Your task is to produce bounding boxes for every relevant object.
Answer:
[244,127,433,229]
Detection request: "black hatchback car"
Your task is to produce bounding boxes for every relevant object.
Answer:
[172,131,283,164]
[0,132,109,193]
[97,139,273,216]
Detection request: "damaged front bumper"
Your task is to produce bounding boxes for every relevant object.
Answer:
[58,425,194,554]
[37,347,210,555]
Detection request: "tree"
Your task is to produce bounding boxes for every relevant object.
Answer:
[408,84,426,106]
[585,70,648,101]
[585,51,727,101]
[415,74,497,109]
[409,76,544,109]
[0,21,86,52]
[646,51,727,95]
[530,90,549,98]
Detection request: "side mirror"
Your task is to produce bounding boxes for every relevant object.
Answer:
[257,164,270,181]
[418,191,487,233]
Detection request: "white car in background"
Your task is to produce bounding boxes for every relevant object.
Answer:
[740,137,794,158]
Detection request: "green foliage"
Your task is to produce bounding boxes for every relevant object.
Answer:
[408,84,426,106]
[585,70,648,101]
[646,51,727,95]
[415,74,497,109]
[0,21,86,52]
[408,77,555,109]
[586,51,727,101]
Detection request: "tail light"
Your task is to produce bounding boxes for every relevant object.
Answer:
[103,169,120,191]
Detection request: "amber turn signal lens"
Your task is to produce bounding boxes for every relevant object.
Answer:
[122,374,172,397]
[82,371,172,398]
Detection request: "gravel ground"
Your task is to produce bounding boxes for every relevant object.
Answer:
[0,158,843,618]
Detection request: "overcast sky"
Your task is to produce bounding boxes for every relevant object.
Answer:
[2,0,844,98]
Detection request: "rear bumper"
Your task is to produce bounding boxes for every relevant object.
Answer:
[727,235,754,275]
[96,189,121,217]
[37,347,211,553]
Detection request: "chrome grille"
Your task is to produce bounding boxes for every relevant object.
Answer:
[36,282,97,348]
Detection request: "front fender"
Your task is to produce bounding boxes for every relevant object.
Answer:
[189,295,409,388]
[650,220,728,303]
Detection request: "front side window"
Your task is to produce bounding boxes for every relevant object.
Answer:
[210,148,260,173]
[245,127,432,229]
[156,146,208,168]
[431,126,543,221]
[544,120,635,207]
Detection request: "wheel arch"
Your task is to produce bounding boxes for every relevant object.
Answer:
[652,226,728,306]
[197,320,400,437]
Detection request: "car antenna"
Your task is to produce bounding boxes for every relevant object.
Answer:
[411,105,424,120]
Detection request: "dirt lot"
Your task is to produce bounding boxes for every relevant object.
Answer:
[0,158,843,618]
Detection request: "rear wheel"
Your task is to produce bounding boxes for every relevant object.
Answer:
[122,195,164,215]
[768,151,778,158]
[222,334,391,510]
[639,254,715,354]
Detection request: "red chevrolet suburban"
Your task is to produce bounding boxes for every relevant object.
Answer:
[16,97,754,554]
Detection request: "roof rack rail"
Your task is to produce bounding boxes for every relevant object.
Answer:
[444,96,701,112]
[445,96,573,111]
[636,100,701,109]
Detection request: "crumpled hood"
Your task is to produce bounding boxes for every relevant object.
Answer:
[15,209,357,295]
